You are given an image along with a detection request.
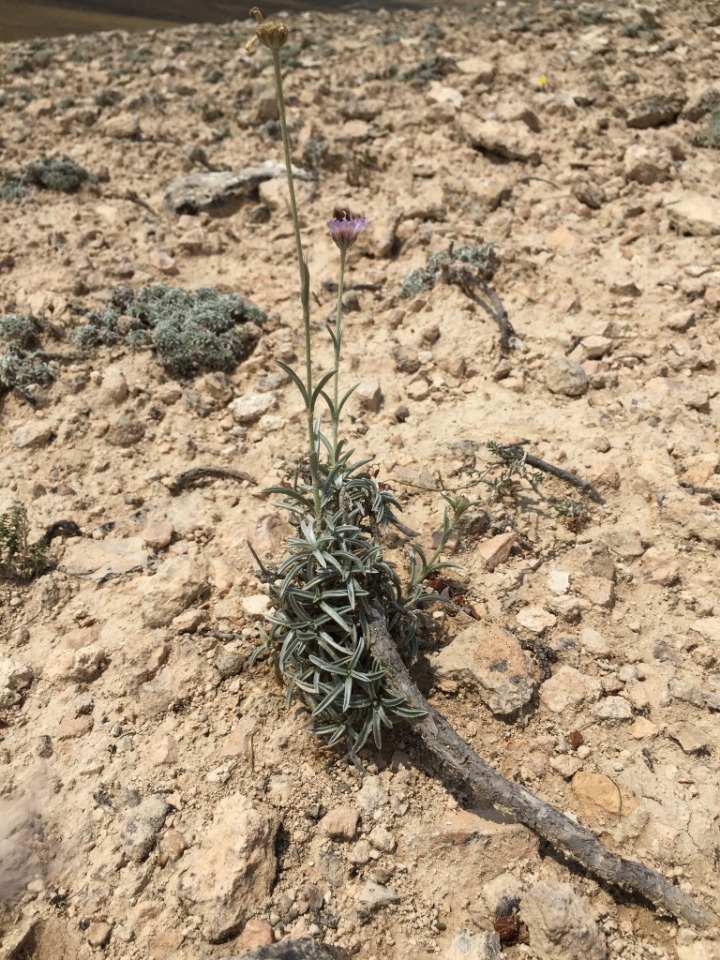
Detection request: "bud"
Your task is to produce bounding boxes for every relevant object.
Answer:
[246,7,289,54]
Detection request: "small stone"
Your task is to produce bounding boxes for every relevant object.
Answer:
[367,825,396,853]
[148,248,178,273]
[516,605,556,635]
[648,562,679,586]
[541,666,601,714]
[544,357,588,397]
[572,772,621,817]
[357,380,383,413]
[214,649,244,679]
[241,594,270,619]
[106,414,145,447]
[56,713,94,740]
[624,144,673,184]
[100,368,128,403]
[86,921,112,948]
[141,521,175,550]
[356,775,389,815]
[578,576,615,609]
[444,929,502,960]
[628,717,657,739]
[547,570,570,595]
[550,755,583,779]
[348,839,372,864]
[666,193,720,237]
[521,881,607,960]
[140,555,209,628]
[579,627,611,656]
[670,723,710,754]
[318,806,359,841]
[626,91,687,129]
[158,828,187,865]
[0,656,33,709]
[407,380,430,401]
[239,918,274,949]
[356,880,400,912]
[476,532,515,571]
[12,422,55,450]
[593,696,633,720]
[122,794,170,863]
[432,619,536,716]
[101,112,141,138]
[229,393,277,424]
[221,717,257,759]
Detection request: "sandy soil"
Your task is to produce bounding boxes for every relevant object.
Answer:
[1,2,720,959]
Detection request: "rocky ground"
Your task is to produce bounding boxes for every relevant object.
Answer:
[1,1,720,959]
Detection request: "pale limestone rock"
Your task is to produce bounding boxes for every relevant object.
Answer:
[541,666,601,714]
[140,555,209,627]
[444,929,502,960]
[0,655,33,709]
[516,605,556,634]
[177,794,278,943]
[521,881,607,960]
[229,392,277,424]
[476,532,515,571]
[433,619,536,716]
[318,806,359,841]
[544,357,587,397]
[12,422,54,450]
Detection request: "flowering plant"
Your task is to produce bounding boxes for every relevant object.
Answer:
[247,9,466,760]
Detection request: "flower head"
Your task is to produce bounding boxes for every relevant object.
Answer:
[246,7,289,54]
[327,209,370,251]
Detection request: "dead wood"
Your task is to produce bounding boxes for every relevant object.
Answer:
[495,441,604,505]
[368,602,716,929]
[169,465,255,496]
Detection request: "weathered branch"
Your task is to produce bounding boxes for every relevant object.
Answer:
[169,465,255,496]
[496,442,604,505]
[368,603,715,929]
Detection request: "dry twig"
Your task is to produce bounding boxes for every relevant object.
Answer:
[169,466,255,496]
[368,603,715,929]
[495,442,604,505]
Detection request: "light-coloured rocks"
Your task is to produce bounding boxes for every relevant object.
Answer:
[122,794,170,863]
[177,794,278,943]
[229,392,277,424]
[367,825,396,853]
[550,755,583,779]
[623,144,673,185]
[516,605,556,635]
[544,357,588,397]
[476,531,515,571]
[432,619,536,716]
[0,655,33,709]
[356,880,400,912]
[140,555,209,627]
[594,696,633,720]
[444,930,502,960]
[461,115,541,163]
[60,537,149,580]
[318,806,359,841]
[12,422,54,449]
[541,666,601,714]
[356,380,383,412]
[578,627,611,657]
[666,193,720,237]
[521,881,607,960]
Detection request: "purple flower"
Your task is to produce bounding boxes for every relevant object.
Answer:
[327,209,370,251]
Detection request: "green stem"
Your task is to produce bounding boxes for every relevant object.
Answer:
[331,245,347,462]
[271,48,321,522]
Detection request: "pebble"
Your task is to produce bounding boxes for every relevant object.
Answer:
[86,921,113,948]
[476,532,515,571]
[367,825,396,853]
[318,806,359,841]
[12,422,55,449]
[593,696,633,720]
[356,776,389,816]
[544,357,588,397]
[357,380,383,412]
[444,930,502,960]
[229,392,277,424]
[0,656,33,709]
[579,627,611,657]
[356,880,400,912]
[521,881,607,960]
[550,755,583,779]
[541,666,601,714]
[516,605,557,634]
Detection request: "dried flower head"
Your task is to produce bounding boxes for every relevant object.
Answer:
[246,7,289,53]
[327,209,370,251]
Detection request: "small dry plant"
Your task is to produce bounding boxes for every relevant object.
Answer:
[245,9,469,761]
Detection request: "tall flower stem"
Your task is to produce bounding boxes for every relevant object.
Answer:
[331,245,347,461]
[271,47,321,522]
